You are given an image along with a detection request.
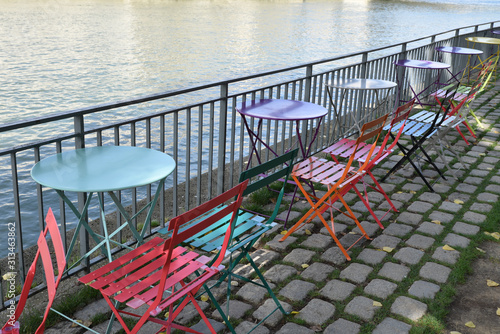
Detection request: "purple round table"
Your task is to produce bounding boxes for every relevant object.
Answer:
[435,46,483,83]
[394,59,450,107]
[236,99,327,163]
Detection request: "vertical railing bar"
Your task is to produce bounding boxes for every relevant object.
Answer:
[185,107,192,211]
[229,98,237,188]
[159,115,166,224]
[33,147,44,232]
[55,141,67,252]
[11,153,25,283]
[173,112,179,216]
[130,122,137,230]
[208,102,215,198]
[197,106,203,207]
[217,83,229,194]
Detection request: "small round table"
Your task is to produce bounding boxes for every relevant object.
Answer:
[236,99,328,163]
[31,146,176,266]
[325,78,397,134]
[435,46,483,83]
[394,59,451,107]
[465,36,500,71]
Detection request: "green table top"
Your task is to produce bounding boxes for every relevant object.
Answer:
[31,146,175,192]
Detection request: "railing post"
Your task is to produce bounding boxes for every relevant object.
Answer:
[74,115,89,270]
[217,83,229,195]
[396,43,408,105]
[304,65,313,102]
[357,52,369,125]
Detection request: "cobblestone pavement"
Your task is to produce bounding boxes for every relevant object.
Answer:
[42,80,500,334]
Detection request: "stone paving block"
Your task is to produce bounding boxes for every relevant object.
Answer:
[491,175,500,184]
[443,233,470,248]
[452,222,480,236]
[420,262,451,283]
[288,223,315,236]
[470,169,490,177]
[335,211,363,225]
[463,211,486,224]
[339,263,373,284]
[267,234,297,252]
[49,321,92,334]
[212,300,253,321]
[408,280,441,299]
[372,317,412,334]
[351,201,370,213]
[418,192,442,203]
[370,234,402,249]
[357,248,387,265]
[428,211,454,224]
[345,296,379,321]
[405,234,435,250]
[235,321,270,334]
[279,280,316,301]
[202,280,229,301]
[416,221,445,236]
[232,263,255,280]
[320,279,356,301]
[321,246,349,265]
[296,299,335,326]
[484,156,500,164]
[175,300,210,325]
[464,176,484,185]
[477,192,499,203]
[439,201,462,213]
[320,222,348,236]
[353,221,381,237]
[324,318,361,334]
[391,296,428,321]
[253,299,293,327]
[74,298,110,321]
[402,183,423,192]
[378,262,410,282]
[263,264,297,283]
[301,262,334,282]
[383,223,413,237]
[391,191,414,202]
[470,202,493,212]
[364,278,397,299]
[478,162,495,170]
[236,280,276,305]
[408,201,434,213]
[339,233,369,249]
[432,246,460,265]
[367,210,393,223]
[432,183,451,193]
[397,212,423,226]
[277,209,302,223]
[275,323,314,334]
[283,248,316,266]
[300,233,334,249]
[394,247,425,265]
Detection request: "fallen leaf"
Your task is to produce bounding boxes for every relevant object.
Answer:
[200,295,209,302]
[491,232,500,240]
[373,301,383,307]
[305,229,312,235]
[443,245,455,251]
[280,230,288,235]
[291,311,300,314]
[230,281,239,286]
[71,320,83,328]
[409,190,417,194]
[398,152,405,156]
[497,308,500,316]
[450,332,462,334]
[476,247,486,253]
[397,191,403,194]
[164,312,169,319]
[431,220,441,225]
[465,321,476,328]
[487,279,499,287]
[382,247,394,253]
[2,273,15,280]
[301,264,309,269]
[453,199,464,205]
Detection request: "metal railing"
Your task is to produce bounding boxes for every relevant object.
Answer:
[1,21,498,308]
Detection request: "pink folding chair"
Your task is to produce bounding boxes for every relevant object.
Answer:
[2,208,66,334]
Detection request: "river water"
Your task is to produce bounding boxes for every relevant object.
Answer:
[0,0,499,256]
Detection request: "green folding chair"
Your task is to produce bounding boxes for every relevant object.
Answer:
[158,148,298,333]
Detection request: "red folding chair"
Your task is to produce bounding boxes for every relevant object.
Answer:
[78,180,248,334]
[280,113,389,260]
[2,208,66,334]
[322,99,415,227]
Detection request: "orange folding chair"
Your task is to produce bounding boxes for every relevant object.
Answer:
[2,208,66,334]
[280,113,388,261]
[78,180,248,334]
[322,99,415,227]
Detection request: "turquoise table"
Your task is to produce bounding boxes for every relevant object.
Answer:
[31,146,176,268]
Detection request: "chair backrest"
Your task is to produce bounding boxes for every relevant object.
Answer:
[381,99,415,153]
[163,180,248,268]
[238,149,298,223]
[3,208,66,334]
[337,113,388,186]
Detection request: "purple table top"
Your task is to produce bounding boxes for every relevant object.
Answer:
[435,46,483,55]
[492,30,500,35]
[394,59,450,70]
[236,99,327,121]
[326,78,397,90]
